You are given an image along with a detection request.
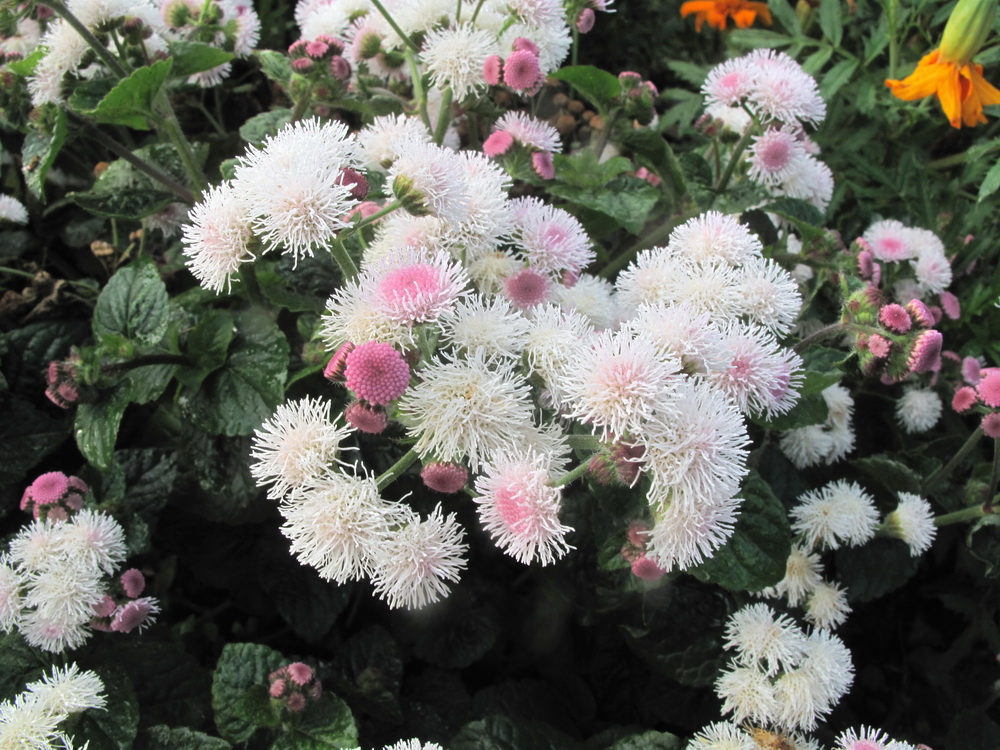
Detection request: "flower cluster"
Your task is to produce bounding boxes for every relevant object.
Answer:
[0,665,106,749]
[951,358,1000,438]
[1,491,158,652]
[268,662,322,713]
[19,471,88,521]
[714,604,854,731]
[780,384,856,469]
[687,722,921,750]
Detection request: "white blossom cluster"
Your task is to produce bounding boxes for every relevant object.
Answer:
[780,383,856,468]
[862,219,954,298]
[0,665,106,750]
[714,604,854,732]
[687,721,920,750]
[0,509,159,652]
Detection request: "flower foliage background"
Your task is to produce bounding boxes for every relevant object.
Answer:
[1,0,1000,747]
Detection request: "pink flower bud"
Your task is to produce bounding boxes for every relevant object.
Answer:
[503,49,541,91]
[576,7,595,32]
[120,568,146,598]
[512,37,539,55]
[503,268,550,309]
[483,130,514,157]
[531,151,555,180]
[983,413,1000,439]
[324,342,354,382]
[483,54,503,85]
[879,303,911,333]
[952,386,978,413]
[420,462,469,493]
[631,554,667,581]
[287,662,313,685]
[345,401,388,434]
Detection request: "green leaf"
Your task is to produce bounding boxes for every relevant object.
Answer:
[78,59,173,130]
[761,197,826,232]
[270,694,359,750]
[115,448,179,518]
[854,455,922,495]
[691,471,792,592]
[767,0,800,34]
[727,29,796,48]
[72,668,140,750]
[240,108,293,146]
[836,537,920,601]
[184,308,289,436]
[75,388,130,471]
[0,632,46,699]
[605,731,681,750]
[549,66,621,111]
[69,143,188,219]
[330,626,403,722]
[6,46,44,76]
[178,310,236,390]
[256,49,293,84]
[818,0,843,46]
[211,643,286,744]
[617,129,687,199]
[413,606,501,669]
[0,395,69,487]
[93,263,170,345]
[182,431,259,517]
[820,58,858,100]
[967,514,1000,577]
[169,40,236,76]
[450,715,581,750]
[978,157,1000,202]
[22,108,67,199]
[752,391,829,430]
[549,177,659,235]
[146,726,231,750]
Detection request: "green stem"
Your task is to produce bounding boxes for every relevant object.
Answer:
[934,502,994,527]
[350,200,401,232]
[887,0,900,81]
[46,0,129,78]
[714,125,755,194]
[376,447,420,491]
[70,114,195,203]
[152,90,207,196]
[330,236,359,281]
[922,426,984,494]
[405,47,432,131]
[565,434,603,451]
[102,353,191,375]
[239,263,265,304]
[793,323,848,353]
[989,435,1000,503]
[290,80,315,122]
[553,460,592,488]
[432,87,453,146]
[369,0,419,53]
[0,265,36,280]
[927,140,1000,169]
[571,26,579,66]
[469,0,488,23]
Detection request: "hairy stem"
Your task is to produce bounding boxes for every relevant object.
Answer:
[934,502,994,527]
[432,87,454,146]
[330,237,359,281]
[923,427,985,495]
[377,448,420,491]
[152,91,208,196]
[369,0,419,53]
[553,460,593,488]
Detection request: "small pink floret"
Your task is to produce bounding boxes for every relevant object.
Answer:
[962,356,982,385]
[421,462,469,493]
[483,54,503,85]
[111,599,153,633]
[324,342,354,382]
[868,333,892,359]
[939,291,960,320]
[512,37,539,55]
[532,151,555,180]
[305,40,328,58]
[978,371,1000,408]
[120,568,146,598]
[483,130,514,157]
[576,7,595,32]
[286,693,307,712]
[907,330,943,374]
[906,299,934,328]
[291,57,314,71]
[270,678,287,698]
[503,268,551,309]
[982,413,1000,439]
[879,303,911,333]
[631,555,667,581]
[344,341,410,405]
[503,50,541,91]
[952,386,978,413]
[29,471,69,505]
[345,401,388,434]
[287,662,314,685]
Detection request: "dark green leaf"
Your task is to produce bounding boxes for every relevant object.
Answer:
[270,694,359,750]
[818,0,843,45]
[67,78,118,112]
[182,431,260,518]
[413,606,500,669]
[549,177,659,235]
[146,726,231,750]
[978,157,1000,202]
[836,537,920,601]
[967,514,1000,577]
[821,59,858,100]
[753,391,829,430]
[79,59,172,130]
[72,668,140,750]
[239,108,293,146]
[0,395,69,486]
[946,710,1000,750]
[169,40,236,76]
[212,643,286,744]
[549,66,621,111]
[691,471,792,591]
[93,263,170,345]
[761,197,825,232]
[450,715,581,750]
[75,388,130,471]
[605,731,681,750]
[2,319,89,393]
[69,143,188,219]
[6,47,43,76]
[178,310,236,389]
[115,448,178,518]
[0,632,46,700]
[23,108,67,199]
[767,0,800,34]
[331,626,403,722]
[184,308,289,436]
[617,129,686,199]
[854,455,922,495]
[256,49,293,84]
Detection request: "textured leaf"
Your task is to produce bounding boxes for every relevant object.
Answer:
[6,46,43,76]
[2,319,89,393]
[618,129,686,199]
[450,715,581,750]
[184,308,289,436]
[0,395,69,486]
[836,537,920,601]
[93,263,170,345]
[178,310,236,390]
[22,108,67,199]
[72,669,140,750]
[818,0,843,45]
[549,65,620,111]
[169,40,235,76]
[978,157,1000,203]
[0,632,46,700]
[753,391,829,430]
[331,626,404,722]
[854,455,922,495]
[549,177,659,235]
[75,388,130,471]
[116,448,178,518]
[821,58,858,99]
[270,694,359,750]
[762,197,826,231]
[691,472,792,592]
[413,606,500,669]
[606,731,681,750]
[183,431,259,517]
[967,514,1000,578]
[78,59,172,129]
[69,143,187,219]
[146,726,231,750]
[256,49,292,83]
[239,108,293,146]
[212,643,286,744]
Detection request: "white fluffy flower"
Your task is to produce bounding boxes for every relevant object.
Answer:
[234,118,363,262]
[709,321,803,418]
[370,504,468,609]
[0,665,105,749]
[895,387,942,433]
[554,275,616,330]
[358,114,433,170]
[624,302,728,374]
[758,545,822,607]
[686,721,756,750]
[181,181,255,294]
[645,491,741,571]
[0,556,23,633]
[804,580,851,630]
[667,211,762,266]
[389,142,471,226]
[791,480,879,550]
[778,154,834,213]
[0,195,29,224]
[364,246,471,325]
[883,492,937,556]
[421,24,499,100]
[496,112,562,154]
[398,350,535,470]
[250,397,355,500]
[715,663,778,725]
[56,509,127,575]
[321,277,414,350]
[724,603,807,676]
[509,197,593,275]
[735,256,802,334]
[522,303,593,406]
[439,295,530,359]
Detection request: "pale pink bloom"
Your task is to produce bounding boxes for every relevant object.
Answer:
[913,246,952,294]
[863,220,914,261]
[110,597,158,633]
[503,267,552,309]
[710,321,803,418]
[576,7,596,32]
[748,128,808,185]
[345,401,388,433]
[879,303,911,333]
[483,130,514,157]
[421,462,468,494]
[422,24,499,100]
[532,151,555,179]
[494,111,561,153]
[389,142,471,225]
[503,49,542,91]
[978,370,1000,407]
[474,451,573,565]
[368,247,470,325]
[119,569,145,598]
[181,182,255,293]
[982,412,1000,438]
[702,55,756,108]
[939,291,960,319]
[483,54,503,85]
[834,726,892,750]
[962,355,983,384]
[344,342,410,405]
[509,197,594,275]
[666,210,763,266]
[745,49,826,125]
[952,385,978,412]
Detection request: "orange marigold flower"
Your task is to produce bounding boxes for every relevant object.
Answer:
[886,49,1000,128]
[680,0,772,31]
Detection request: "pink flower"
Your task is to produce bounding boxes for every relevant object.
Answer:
[120,568,146,598]
[111,598,157,633]
[868,333,892,359]
[494,111,561,153]
[503,268,551,309]
[287,662,313,685]
[25,472,69,506]
[952,386,978,412]
[907,330,943,374]
[978,371,1000,408]
[856,247,876,279]
[879,303,911,333]
[371,250,468,324]
[863,219,913,261]
[305,40,329,58]
[324,342,354,382]
[630,554,667,581]
[532,151,555,180]
[483,130,514,157]
[512,37,539,55]
[344,341,410,405]
[335,167,369,201]
[983,413,1000,439]
[576,6,596,32]
[483,54,503,85]
[962,356,983,385]
[291,57,313,71]
[421,462,469,493]
[92,595,117,618]
[503,49,541,91]
[270,679,287,698]
[906,299,934,328]
[939,291,960,320]
[344,401,388,433]
[286,693,307,712]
